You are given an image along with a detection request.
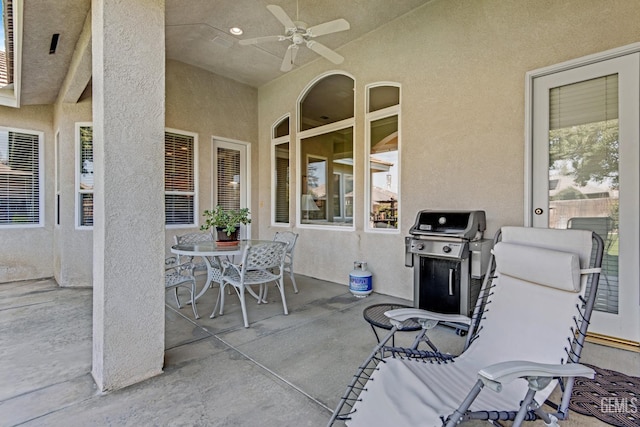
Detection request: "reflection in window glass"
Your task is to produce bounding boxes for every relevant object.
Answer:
[369,115,399,230]
[369,86,400,113]
[301,127,353,226]
[78,125,94,226]
[300,74,354,131]
[274,117,290,138]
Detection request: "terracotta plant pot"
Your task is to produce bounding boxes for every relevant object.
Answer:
[215,227,239,246]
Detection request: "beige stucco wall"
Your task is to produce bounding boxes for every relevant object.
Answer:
[257,0,640,300]
[164,59,258,251]
[0,104,54,281]
[0,59,257,285]
[52,97,93,287]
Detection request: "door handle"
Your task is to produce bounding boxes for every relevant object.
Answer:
[448,269,454,295]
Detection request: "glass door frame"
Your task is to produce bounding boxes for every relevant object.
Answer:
[211,137,251,239]
[524,44,640,345]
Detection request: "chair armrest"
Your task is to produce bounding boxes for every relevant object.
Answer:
[478,361,595,392]
[385,308,471,329]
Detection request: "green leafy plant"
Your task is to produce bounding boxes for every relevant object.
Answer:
[200,205,251,236]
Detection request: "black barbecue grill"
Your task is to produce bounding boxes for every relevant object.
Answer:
[405,210,492,332]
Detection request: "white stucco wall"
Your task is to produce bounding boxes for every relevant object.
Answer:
[256,0,640,300]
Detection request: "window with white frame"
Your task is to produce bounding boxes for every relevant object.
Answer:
[74,126,197,227]
[165,130,196,226]
[0,127,43,226]
[55,131,60,226]
[366,84,400,231]
[298,73,355,227]
[272,116,290,224]
[76,124,94,227]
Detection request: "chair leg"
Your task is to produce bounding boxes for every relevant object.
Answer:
[189,281,199,319]
[210,282,225,318]
[277,277,288,315]
[289,269,298,293]
[238,286,250,328]
[174,287,182,308]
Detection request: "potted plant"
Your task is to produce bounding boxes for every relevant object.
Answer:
[200,205,251,245]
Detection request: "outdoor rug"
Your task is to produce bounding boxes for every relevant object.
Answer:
[569,364,639,427]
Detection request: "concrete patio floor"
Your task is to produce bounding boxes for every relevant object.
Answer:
[1,274,637,426]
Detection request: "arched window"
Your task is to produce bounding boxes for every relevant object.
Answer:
[298,73,355,228]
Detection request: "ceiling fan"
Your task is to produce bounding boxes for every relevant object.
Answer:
[238,3,350,72]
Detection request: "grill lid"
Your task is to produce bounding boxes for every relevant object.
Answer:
[409,210,486,240]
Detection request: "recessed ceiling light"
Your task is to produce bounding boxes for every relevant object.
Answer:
[229,27,243,35]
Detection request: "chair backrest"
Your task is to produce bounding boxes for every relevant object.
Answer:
[273,231,298,260]
[567,216,614,249]
[241,241,287,272]
[463,226,601,371]
[174,232,213,245]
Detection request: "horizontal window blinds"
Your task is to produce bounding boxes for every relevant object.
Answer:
[165,132,195,225]
[217,147,240,211]
[550,74,618,130]
[275,155,289,223]
[0,130,40,225]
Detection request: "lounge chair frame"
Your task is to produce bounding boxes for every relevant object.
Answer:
[328,227,603,427]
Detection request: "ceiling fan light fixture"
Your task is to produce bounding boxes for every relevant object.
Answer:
[238,4,350,71]
[229,27,243,35]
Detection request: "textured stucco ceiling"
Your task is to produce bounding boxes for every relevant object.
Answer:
[18,0,432,105]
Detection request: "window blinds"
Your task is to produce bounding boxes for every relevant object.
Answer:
[165,132,195,225]
[0,130,40,225]
[217,147,240,211]
[549,74,618,130]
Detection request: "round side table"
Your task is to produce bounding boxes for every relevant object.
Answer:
[363,303,422,344]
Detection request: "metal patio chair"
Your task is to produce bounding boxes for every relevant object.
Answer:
[173,232,214,273]
[273,231,299,293]
[165,258,199,319]
[329,226,603,427]
[210,240,288,328]
[174,231,225,293]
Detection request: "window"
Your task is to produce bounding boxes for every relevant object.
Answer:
[76,124,94,227]
[300,128,354,226]
[55,131,60,226]
[298,73,355,228]
[72,126,197,227]
[366,84,400,231]
[0,127,43,226]
[272,116,290,224]
[165,130,197,226]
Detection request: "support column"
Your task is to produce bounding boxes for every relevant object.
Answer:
[91,0,166,391]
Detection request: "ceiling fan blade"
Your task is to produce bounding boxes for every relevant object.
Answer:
[267,4,296,30]
[238,35,283,46]
[306,40,344,64]
[307,18,350,37]
[281,45,298,72]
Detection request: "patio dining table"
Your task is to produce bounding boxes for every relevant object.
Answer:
[170,239,270,302]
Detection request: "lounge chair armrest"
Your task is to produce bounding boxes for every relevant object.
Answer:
[478,361,595,392]
[385,308,471,330]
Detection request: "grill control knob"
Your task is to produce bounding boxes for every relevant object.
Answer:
[442,245,452,253]
[416,243,424,250]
